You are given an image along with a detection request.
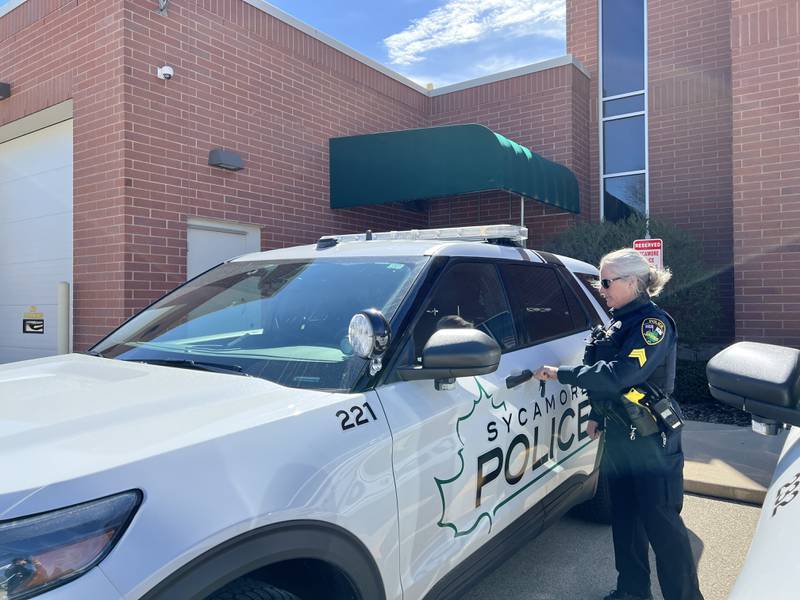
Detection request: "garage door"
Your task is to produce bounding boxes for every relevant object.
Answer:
[0,119,73,364]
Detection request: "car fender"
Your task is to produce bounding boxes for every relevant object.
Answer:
[138,519,385,600]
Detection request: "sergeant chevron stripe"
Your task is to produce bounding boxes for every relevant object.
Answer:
[628,348,647,367]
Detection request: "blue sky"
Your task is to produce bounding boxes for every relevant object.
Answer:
[0,0,567,89]
[268,0,567,88]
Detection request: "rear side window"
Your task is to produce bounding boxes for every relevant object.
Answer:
[499,264,577,345]
[412,262,516,359]
[574,272,609,319]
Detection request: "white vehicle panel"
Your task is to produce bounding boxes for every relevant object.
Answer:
[0,354,402,600]
[0,229,609,600]
[378,332,597,599]
[729,426,800,600]
[232,240,544,264]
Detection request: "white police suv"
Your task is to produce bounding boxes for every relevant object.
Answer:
[0,225,610,600]
[707,342,800,600]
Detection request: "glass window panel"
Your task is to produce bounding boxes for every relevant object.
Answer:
[602,0,645,97]
[604,174,646,222]
[603,95,645,118]
[413,262,516,358]
[497,264,575,345]
[603,116,645,174]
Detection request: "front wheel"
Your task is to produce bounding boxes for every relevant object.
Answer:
[207,578,301,600]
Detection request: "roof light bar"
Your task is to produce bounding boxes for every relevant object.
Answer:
[330,224,528,244]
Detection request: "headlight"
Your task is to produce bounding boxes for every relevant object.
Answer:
[348,309,390,359]
[0,490,141,599]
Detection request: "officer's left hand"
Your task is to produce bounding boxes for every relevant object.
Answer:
[533,366,558,381]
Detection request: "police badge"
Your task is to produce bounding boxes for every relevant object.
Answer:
[641,317,666,345]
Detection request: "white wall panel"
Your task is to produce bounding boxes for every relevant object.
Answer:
[0,120,73,364]
[186,219,261,279]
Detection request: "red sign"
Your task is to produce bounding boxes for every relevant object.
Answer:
[633,238,663,270]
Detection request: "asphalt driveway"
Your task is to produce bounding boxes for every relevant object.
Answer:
[462,494,759,600]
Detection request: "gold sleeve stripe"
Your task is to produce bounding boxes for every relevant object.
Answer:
[628,348,647,367]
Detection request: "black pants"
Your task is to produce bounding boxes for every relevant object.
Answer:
[603,428,703,600]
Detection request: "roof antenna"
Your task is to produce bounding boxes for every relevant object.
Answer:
[365,230,373,241]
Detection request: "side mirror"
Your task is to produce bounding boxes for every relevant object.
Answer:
[707,341,800,434]
[397,328,501,389]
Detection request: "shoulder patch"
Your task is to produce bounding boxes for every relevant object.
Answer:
[641,317,666,345]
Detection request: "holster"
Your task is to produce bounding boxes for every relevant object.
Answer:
[621,383,685,437]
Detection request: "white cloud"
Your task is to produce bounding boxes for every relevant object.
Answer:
[401,53,541,87]
[384,0,565,66]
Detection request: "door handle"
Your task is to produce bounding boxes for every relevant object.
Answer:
[505,369,533,389]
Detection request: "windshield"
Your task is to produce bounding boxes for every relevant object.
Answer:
[92,257,429,391]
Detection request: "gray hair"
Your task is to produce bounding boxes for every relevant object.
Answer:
[600,248,672,297]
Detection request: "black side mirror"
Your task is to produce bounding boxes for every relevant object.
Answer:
[707,341,800,433]
[397,328,501,387]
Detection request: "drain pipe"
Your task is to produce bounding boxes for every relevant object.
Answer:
[57,281,71,354]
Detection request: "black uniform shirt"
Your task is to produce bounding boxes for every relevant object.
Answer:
[556,293,677,424]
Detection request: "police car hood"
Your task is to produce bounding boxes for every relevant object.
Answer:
[0,353,329,504]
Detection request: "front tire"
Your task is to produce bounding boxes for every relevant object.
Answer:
[207,577,301,600]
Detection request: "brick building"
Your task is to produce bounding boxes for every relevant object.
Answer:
[0,0,797,361]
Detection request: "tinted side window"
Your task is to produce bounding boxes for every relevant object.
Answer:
[574,272,610,319]
[499,264,575,345]
[412,262,515,359]
[560,274,592,331]
[558,269,603,328]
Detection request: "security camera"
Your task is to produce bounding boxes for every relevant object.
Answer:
[157,65,174,80]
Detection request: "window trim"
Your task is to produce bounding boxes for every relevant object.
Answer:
[599,0,649,221]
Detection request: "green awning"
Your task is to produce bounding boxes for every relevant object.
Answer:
[329,124,579,213]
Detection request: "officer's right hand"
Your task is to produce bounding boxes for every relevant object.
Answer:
[587,419,601,440]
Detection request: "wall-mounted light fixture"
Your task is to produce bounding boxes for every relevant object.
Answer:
[208,148,244,171]
[0,82,11,100]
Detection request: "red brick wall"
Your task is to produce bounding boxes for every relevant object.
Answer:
[568,0,735,341]
[0,0,592,351]
[118,0,431,321]
[649,0,734,340]
[0,0,131,350]
[567,0,600,222]
[731,0,800,345]
[427,64,591,248]
[1,0,432,349]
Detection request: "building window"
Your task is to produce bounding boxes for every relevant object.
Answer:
[599,0,648,221]
[603,116,645,174]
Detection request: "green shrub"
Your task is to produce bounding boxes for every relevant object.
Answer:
[542,215,721,346]
[673,359,714,404]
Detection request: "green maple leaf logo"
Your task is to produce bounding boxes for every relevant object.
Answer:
[434,379,498,538]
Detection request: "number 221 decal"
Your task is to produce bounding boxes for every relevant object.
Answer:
[337,402,378,431]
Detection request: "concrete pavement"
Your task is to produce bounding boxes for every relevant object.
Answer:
[682,420,788,505]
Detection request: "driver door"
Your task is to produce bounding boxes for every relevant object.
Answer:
[377,260,570,599]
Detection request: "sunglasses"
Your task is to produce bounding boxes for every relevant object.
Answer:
[600,276,626,289]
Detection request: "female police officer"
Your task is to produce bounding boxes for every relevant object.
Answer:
[533,248,703,600]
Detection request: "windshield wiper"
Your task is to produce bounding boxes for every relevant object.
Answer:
[124,358,250,377]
